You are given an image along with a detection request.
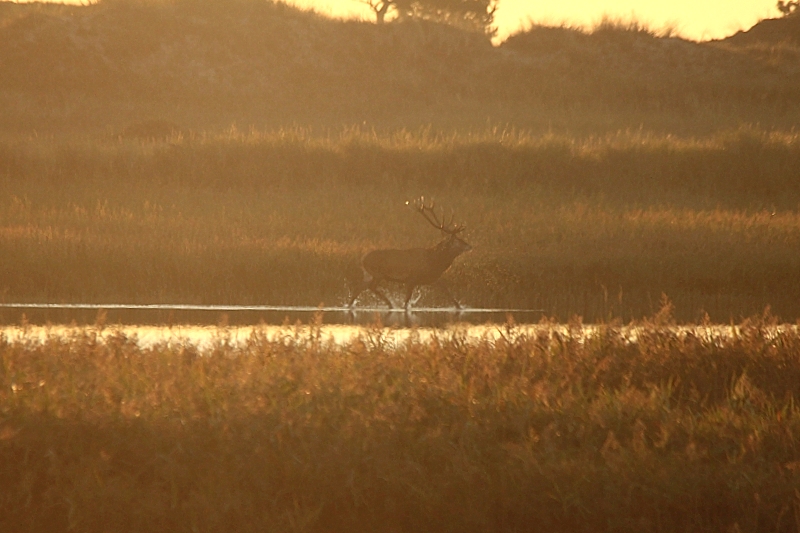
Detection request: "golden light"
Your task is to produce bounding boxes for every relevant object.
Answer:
[288,0,779,41]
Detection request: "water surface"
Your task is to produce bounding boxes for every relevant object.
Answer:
[0,303,545,328]
[2,303,787,350]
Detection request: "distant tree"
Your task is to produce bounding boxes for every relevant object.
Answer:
[363,0,392,24]
[777,0,799,16]
[361,0,498,34]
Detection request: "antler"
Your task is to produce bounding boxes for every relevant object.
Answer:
[406,197,466,235]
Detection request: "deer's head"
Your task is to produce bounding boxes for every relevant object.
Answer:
[408,197,472,256]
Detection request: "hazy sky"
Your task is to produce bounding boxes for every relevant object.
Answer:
[289,0,780,41]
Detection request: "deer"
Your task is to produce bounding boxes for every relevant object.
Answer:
[347,198,472,310]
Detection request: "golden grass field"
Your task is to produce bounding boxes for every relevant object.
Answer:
[2,2,800,531]
[1,310,799,532]
[2,126,800,322]
[4,128,800,532]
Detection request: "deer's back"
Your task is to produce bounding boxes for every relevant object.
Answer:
[362,248,436,283]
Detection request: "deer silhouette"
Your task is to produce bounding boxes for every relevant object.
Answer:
[348,198,472,309]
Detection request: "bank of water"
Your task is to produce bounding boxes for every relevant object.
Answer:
[1,303,791,350]
[0,303,546,328]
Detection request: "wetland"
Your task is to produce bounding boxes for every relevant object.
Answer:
[3,1,800,531]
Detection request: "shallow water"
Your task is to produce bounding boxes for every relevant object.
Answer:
[0,303,545,348]
[0,303,791,350]
[0,303,546,328]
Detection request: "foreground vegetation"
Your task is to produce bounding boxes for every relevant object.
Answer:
[1,311,799,532]
[3,127,800,322]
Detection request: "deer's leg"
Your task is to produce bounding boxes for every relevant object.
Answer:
[347,278,364,307]
[358,271,392,308]
[347,289,362,308]
[369,283,394,308]
[434,279,462,309]
[403,284,418,309]
[348,268,371,308]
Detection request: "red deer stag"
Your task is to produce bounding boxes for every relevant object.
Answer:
[348,198,472,309]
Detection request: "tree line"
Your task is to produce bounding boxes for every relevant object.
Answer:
[359,0,798,38]
[361,0,498,35]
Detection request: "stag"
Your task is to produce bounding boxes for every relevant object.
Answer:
[348,198,472,309]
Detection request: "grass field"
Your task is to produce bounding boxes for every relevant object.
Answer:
[2,2,800,531]
[2,127,800,322]
[1,312,799,532]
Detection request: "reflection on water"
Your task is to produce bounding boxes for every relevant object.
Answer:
[3,304,785,350]
[0,304,553,349]
[0,304,546,328]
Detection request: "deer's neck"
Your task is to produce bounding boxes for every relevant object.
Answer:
[429,238,459,266]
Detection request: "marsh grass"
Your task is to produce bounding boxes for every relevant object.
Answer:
[1,311,799,532]
[3,127,800,321]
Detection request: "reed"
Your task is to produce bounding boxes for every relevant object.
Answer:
[1,312,798,532]
[2,128,800,321]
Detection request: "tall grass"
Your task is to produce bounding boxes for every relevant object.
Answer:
[2,127,800,321]
[1,312,799,532]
